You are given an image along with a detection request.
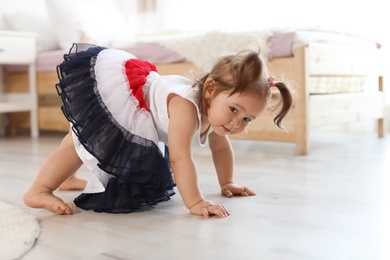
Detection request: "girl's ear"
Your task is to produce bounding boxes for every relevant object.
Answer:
[204,78,215,99]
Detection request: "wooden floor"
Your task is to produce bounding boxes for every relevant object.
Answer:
[0,131,389,260]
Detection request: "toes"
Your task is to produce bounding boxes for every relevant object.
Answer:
[50,200,74,215]
[65,204,74,215]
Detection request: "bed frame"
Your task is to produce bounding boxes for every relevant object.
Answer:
[234,43,385,155]
[4,44,385,155]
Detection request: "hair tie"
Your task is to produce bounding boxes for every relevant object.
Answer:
[268,76,276,87]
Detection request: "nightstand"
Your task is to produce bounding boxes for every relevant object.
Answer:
[0,30,38,137]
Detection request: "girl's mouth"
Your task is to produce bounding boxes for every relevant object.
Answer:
[222,125,231,133]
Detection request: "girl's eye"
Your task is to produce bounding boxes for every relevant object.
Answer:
[244,118,251,123]
[230,107,238,114]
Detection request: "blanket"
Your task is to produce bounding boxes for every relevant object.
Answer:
[137,30,272,71]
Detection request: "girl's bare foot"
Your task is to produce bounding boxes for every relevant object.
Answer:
[58,176,87,191]
[24,187,74,215]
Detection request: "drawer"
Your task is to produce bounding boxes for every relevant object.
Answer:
[0,32,36,64]
[5,71,58,93]
[38,107,69,131]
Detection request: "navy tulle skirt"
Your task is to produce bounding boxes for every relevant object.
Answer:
[56,43,175,213]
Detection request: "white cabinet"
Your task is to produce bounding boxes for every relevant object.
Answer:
[0,30,38,137]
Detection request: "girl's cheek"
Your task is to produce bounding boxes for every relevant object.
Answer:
[240,124,249,132]
[233,125,246,134]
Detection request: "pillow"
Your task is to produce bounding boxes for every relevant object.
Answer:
[4,9,59,52]
[45,0,135,50]
[1,0,58,51]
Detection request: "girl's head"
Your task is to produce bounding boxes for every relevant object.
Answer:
[197,50,293,136]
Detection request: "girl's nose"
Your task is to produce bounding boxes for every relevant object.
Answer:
[230,118,241,129]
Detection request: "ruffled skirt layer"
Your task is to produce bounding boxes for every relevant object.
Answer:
[56,43,175,213]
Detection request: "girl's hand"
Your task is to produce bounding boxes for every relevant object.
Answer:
[189,199,230,218]
[221,183,257,198]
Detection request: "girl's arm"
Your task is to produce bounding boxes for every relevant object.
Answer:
[167,94,229,218]
[208,132,257,197]
[208,132,234,186]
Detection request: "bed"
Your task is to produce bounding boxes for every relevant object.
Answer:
[4,29,386,155]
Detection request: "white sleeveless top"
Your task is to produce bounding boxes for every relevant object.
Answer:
[146,73,212,146]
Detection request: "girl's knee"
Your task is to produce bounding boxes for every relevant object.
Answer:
[60,132,74,147]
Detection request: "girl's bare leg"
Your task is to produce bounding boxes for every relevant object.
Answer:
[58,174,87,190]
[24,132,83,215]
[57,133,87,191]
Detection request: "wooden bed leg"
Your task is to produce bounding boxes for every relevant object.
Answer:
[378,118,385,138]
[293,47,309,156]
[295,135,308,155]
[378,75,385,137]
[294,100,309,155]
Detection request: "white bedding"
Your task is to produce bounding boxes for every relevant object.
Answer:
[136,30,272,71]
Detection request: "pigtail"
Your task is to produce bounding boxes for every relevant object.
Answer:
[271,82,294,129]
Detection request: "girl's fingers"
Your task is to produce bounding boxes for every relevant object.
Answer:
[202,208,210,219]
[206,205,229,218]
[244,187,257,195]
[222,189,233,198]
[241,187,256,196]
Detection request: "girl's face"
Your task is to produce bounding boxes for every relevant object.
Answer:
[206,90,266,136]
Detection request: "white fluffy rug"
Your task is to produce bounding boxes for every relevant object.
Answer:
[0,201,40,260]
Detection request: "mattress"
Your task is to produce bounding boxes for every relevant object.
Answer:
[5,42,187,73]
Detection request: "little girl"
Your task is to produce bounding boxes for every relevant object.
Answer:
[24,43,293,218]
